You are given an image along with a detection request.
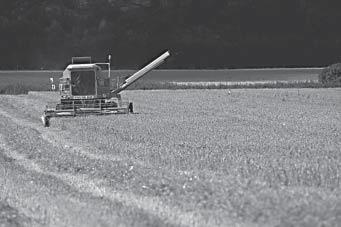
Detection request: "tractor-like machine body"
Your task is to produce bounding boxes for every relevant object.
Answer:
[42,51,170,126]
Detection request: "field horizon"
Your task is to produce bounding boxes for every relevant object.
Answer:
[0,67,322,83]
[0,68,323,94]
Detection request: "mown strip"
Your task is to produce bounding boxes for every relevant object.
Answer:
[0,108,212,227]
[0,200,34,227]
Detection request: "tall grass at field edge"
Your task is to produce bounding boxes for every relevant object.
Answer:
[129,80,340,90]
[0,83,35,95]
[1,80,340,95]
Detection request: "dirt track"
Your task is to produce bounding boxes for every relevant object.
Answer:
[0,95,196,226]
[0,90,340,227]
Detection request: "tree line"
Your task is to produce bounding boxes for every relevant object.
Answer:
[0,0,340,69]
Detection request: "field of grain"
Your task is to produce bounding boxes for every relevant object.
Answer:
[0,89,340,226]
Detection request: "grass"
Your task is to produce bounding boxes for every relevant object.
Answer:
[0,80,337,95]
[0,69,325,94]
[0,83,35,95]
[54,89,341,225]
[0,89,339,226]
[0,200,32,226]
[129,79,336,90]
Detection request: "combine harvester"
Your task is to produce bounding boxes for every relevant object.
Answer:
[42,51,170,127]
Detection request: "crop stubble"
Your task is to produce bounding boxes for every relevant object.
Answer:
[0,89,340,226]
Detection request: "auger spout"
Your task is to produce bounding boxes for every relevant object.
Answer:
[112,51,170,94]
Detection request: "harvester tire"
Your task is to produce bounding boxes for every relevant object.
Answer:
[129,102,133,113]
[42,115,50,127]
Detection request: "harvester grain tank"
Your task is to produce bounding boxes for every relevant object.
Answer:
[42,51,170,127]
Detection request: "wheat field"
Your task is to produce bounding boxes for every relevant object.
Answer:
[0,89,340,226]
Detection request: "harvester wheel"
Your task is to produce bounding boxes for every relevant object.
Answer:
[129,102,133,113]
[41,115,50,127]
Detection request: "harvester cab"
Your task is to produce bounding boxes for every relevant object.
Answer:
[42,51,170,127]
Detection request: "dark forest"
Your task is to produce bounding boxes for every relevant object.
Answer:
[0,0,340,69]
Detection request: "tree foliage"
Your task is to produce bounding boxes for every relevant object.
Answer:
[0,0,341,69]
[319,63,341,85]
